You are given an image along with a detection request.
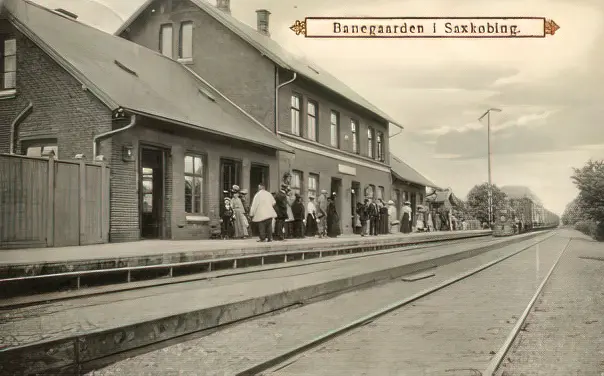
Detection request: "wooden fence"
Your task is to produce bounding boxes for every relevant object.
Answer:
[0,154,110,249]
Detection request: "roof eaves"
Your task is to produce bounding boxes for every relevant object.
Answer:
[125,107,294,153]
[7,3,119,110]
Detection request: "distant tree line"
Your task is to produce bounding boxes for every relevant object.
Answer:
[564,159,604,241]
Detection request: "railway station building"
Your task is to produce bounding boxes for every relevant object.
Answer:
[116,0,404,234]
[0,0,291,245]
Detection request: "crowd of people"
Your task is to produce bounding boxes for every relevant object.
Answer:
[220,182,431,242]
[218,181,474,242]
[220,183,341,242]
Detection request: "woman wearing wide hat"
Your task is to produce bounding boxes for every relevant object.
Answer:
[230,185,249,239]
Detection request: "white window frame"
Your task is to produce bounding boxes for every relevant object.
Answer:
[368,127,374,158]
[159,24,173,58]
[178,21,193,62]
[351,119,359,154]
[307,100,317,141]
[291,94,301,136]
[308,173,319,199]
[330,110,339,148]
[1,37,16,95]
[291,170,302,196]
[184,154,205,214]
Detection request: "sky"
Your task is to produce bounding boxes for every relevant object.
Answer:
[31,0,604,215]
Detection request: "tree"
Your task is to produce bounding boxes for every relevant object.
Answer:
[561,197,581,226]
[465,183,509,224]
[571,159,604,240]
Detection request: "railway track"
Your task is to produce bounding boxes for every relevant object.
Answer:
[0,231,557,376]
[228,231,567,376]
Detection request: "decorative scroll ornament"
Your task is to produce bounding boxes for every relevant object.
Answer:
[544,19,560,35]
[290,20,306,36]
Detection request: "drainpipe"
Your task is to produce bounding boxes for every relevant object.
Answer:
[9,101,33,154]
[93,113,137,160]
[275,71,297,134]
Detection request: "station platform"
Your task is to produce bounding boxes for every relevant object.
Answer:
[0,230,491,279]
[0,231,545,375]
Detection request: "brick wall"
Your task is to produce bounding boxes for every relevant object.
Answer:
[285,147,391,234]
[122,0,277,131]
[108,120,279,241]
[277,75,391,162]
[0,23,112,159]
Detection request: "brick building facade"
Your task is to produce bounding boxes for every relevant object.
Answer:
[117,0,402,234]
[1,0,287,242]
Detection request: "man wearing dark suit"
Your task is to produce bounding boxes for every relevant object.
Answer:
[273,184,289,240]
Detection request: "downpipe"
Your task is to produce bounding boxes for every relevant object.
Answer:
[9,101,33,154]
[275,71,297,134]
[92,113,137,160]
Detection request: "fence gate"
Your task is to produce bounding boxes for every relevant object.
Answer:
[0,154,110,249]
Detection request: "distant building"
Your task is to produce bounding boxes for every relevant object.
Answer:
[426,188,463,213]
[114,0,403,234]
[0,0,290,242]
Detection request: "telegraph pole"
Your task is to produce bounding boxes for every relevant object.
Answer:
[478,108,502,228]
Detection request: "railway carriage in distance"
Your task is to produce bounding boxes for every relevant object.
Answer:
[493,186,560,237]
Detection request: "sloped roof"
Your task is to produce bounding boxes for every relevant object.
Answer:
[390,155,439,188]
[116,0,401,128]
[4,0,292,152]
[426,189,462,206]
[500,185,541,204]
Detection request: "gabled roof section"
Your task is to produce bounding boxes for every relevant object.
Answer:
[390,155,439,189]
[4,0,292,152]
[426,188,462,206]
[116,0,402,128]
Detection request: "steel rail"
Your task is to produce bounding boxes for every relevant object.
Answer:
[235,232,558,376]
[482,236,571,376]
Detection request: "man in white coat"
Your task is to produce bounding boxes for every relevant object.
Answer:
[249,183,277,242]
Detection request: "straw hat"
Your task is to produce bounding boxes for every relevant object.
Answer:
[240,189,248,195]
[231,185,240,192]
[387,200,394,205]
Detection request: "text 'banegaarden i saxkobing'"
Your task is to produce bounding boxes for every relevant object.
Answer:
[289,18,561,38]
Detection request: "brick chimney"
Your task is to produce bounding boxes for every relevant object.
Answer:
[216,0,230,14]
[256,9,271,36]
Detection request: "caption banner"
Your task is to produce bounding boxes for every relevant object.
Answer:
[290,18,560,38]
